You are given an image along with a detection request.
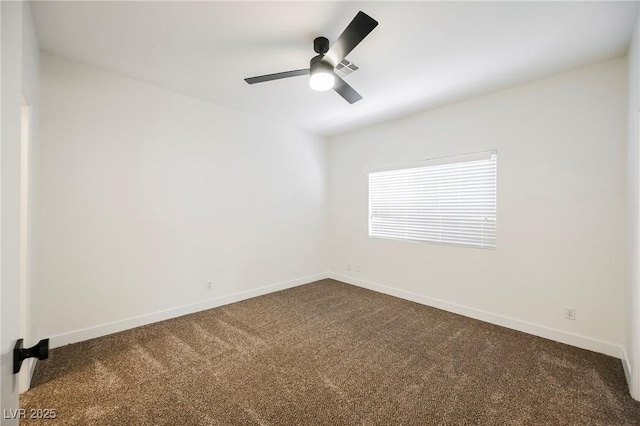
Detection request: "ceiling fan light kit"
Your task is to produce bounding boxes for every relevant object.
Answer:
[244,11,378,104]
[309,56,335,91]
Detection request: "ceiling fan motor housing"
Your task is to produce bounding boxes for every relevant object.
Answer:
[310,54,333,73]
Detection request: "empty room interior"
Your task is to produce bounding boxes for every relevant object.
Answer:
[4,0,640,424]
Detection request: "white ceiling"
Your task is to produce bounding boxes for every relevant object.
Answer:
[31,1,639,137]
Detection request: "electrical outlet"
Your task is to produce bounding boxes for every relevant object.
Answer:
[356,265,361,272]
[207,282,212,291]
[347,263,351,271]
[565,307,576,320]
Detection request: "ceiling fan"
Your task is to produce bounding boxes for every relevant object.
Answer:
[244,11,378,104]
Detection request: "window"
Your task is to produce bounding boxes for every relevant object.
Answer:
[368,151,497,249]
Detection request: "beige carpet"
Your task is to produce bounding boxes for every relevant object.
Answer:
[20,279,640,425]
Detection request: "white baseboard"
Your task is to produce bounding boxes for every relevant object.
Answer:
[329,273,623,359]
[49,272,329,349]
[48,271,623,361]
[622,347,633,393]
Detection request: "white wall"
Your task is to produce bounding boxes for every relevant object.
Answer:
[328,58,628,358]
[627,10,640,401]
[1,0,41,419]
[33,53,328,346]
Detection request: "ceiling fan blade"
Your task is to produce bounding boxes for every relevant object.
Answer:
[325,11,378,67]
[333,74,363,104]
[245,69,310,84]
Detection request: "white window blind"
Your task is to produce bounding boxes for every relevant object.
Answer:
[368,151,497,249]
